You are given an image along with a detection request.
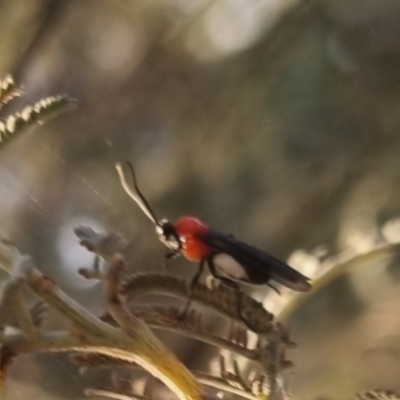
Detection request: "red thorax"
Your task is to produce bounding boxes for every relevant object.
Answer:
[174,216,213,261]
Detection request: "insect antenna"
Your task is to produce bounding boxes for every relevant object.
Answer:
[115,162,159,225]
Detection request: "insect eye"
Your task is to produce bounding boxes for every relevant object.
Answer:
[156,220,181,250]
[156,219,170,238]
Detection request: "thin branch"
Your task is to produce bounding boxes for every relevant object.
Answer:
[277,242,400,321]
[12,1,68,80]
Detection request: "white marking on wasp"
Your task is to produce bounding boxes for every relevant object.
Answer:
[213,253,249,281]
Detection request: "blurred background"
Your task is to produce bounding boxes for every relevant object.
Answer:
[2,0,400,399]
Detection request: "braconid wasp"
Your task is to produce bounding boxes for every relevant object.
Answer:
[116,162,311,328]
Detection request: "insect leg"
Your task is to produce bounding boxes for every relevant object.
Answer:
[162,249,181,271]
[207,259,239,290]
[178,259,206,321]
[207,258,253,330]
[266,281,281,295]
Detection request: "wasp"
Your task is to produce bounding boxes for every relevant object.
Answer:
[116,163,311,326]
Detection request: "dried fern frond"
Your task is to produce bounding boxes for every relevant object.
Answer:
[0,346,15,397]
[101,306,260,363]
[0,95,77,149]
[29,301,48,328]
[121,273,274,334]
[70,352,132,368]
[355,390,400,400]
[85,387,149,400]
[0,75,22,110]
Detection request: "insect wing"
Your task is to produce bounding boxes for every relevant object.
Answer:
[198,230,311,292]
